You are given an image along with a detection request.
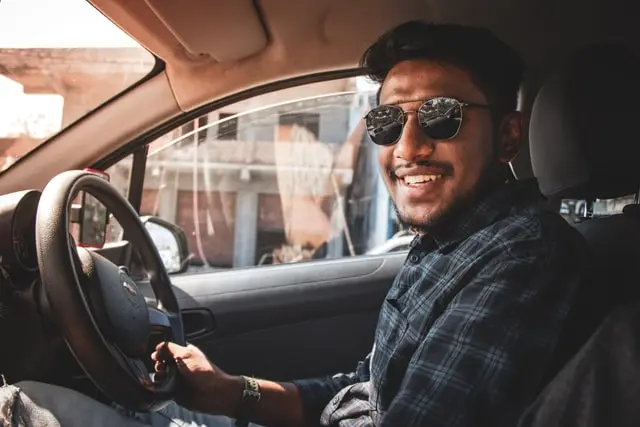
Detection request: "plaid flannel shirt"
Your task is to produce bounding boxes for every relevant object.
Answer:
[294,179,587,426]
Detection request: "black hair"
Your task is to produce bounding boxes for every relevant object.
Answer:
[360,21,524,112]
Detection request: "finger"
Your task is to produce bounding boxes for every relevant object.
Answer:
[154,361,167,373]
[159,342,192,360]
[151,345,171,362]
[174,357,187,371]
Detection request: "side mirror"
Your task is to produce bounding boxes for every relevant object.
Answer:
[140,216,190,274]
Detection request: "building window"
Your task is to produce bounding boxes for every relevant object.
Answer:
[180,121,195,145]
[278,112,320,139]
[197,116,208,144]
[218,113,238,140]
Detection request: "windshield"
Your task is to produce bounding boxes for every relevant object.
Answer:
[0,0,155,171]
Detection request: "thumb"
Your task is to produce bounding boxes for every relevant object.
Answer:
[165,342,192,357]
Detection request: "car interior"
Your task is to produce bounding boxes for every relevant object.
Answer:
[0,0,639,423]
[527,41,640,391]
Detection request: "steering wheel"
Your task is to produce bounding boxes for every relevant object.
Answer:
[35,170,185,411]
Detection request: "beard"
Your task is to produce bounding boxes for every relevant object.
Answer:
[393,161,508,233]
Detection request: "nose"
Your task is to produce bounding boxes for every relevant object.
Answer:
[392,112,435,161]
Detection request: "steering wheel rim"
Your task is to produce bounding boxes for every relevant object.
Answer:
[36,170,185,411]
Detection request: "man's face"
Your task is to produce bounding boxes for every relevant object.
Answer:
[377,59,519,230]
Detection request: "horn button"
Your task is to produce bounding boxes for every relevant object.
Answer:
[76,248,150,357]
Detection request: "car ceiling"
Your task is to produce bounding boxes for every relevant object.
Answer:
[92,0,637,111]
[0,0,635,193]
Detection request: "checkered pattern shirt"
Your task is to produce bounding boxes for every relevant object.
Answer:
[293,179,587,426]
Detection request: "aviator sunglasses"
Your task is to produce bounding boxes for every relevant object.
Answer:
[364,97,492,146]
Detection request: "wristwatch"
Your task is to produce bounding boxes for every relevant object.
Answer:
[235,376,261,427]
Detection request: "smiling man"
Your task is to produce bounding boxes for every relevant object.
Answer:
[10,21,587,427]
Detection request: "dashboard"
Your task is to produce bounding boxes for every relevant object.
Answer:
[0,189,59,384]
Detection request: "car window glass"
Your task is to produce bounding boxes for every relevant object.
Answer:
[109,77,408,273]
[67,156,132,245]
[104,154,133,243]
[560,194,636,223]
[0,0,154,171]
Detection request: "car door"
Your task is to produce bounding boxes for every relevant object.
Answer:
[99,75,407,382]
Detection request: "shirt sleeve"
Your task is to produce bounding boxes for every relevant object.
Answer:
[380,246,584,427]
[293,352,372,425]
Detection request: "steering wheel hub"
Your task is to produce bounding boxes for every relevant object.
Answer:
[77,248,150,358]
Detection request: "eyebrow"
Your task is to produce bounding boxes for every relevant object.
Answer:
[381,96,459,106]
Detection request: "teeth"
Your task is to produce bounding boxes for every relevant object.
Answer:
[403,175,442,184]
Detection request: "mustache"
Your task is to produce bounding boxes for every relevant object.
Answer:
[389,160,453,178]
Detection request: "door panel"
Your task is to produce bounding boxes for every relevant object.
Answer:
[170,253,405,380]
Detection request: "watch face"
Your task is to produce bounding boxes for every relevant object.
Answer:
[245,377,260,393]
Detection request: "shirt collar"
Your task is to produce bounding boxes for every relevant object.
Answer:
[410,178,543,251]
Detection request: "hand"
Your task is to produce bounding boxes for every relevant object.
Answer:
[151,342,242,415]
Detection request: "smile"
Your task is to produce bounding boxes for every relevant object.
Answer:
[403,174,443,185]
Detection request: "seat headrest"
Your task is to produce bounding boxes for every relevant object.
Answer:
[530,44,640,200]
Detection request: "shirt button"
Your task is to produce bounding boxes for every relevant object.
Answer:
[409,254,420,263]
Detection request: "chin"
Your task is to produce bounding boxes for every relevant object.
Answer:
[398,205,443,230]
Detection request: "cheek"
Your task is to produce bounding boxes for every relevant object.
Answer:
[461,145,489,176]
[461,143,487,170]
[450,125,495,185]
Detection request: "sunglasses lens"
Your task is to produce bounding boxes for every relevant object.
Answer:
[418,98,463,140]
[366,106,404,146]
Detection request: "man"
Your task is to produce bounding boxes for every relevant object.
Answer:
[9,20,586,427]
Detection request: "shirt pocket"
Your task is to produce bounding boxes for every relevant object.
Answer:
[372,298,410,411]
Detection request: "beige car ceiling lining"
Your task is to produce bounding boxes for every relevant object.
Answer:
[90,0,433,111]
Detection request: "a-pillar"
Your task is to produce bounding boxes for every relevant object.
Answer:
[61,83,124,128]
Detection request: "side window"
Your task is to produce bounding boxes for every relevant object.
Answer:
[114,77,406,273]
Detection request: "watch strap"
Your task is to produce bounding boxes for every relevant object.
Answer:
[235,376,261,427]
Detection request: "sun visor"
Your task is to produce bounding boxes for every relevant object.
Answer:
[144,0,268,61]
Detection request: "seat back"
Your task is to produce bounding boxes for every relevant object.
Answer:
[519,301,640,427]
[521,44,640,425]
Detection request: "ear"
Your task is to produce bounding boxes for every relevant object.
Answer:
[497,111,523,164]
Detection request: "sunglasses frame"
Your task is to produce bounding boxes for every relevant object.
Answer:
[364,97,492,146]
